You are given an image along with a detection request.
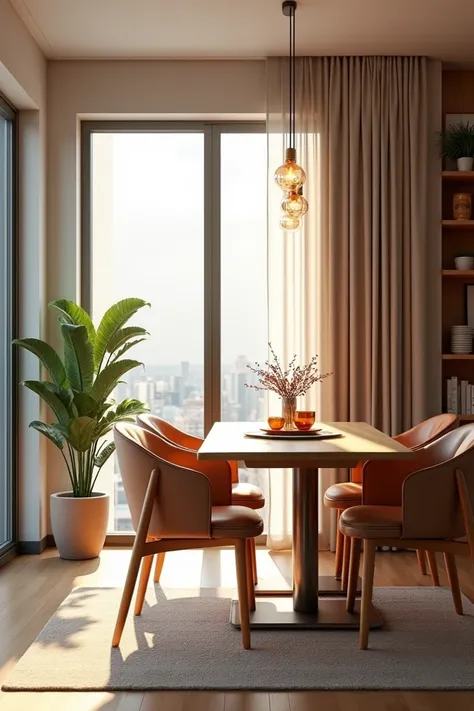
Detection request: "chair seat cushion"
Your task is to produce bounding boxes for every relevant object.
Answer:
[340,505,403,539]
[324,482,362,509]
[211,506,264,539]
[231,482,265,509]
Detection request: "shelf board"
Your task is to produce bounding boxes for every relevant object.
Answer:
[442,354,474,359]
[458,414,474,420]
[442,270,474,276]
[442,171,474,180]
[442,220,474,229]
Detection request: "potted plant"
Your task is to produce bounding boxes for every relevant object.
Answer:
[439,121,474,171]
[14,297,150,560]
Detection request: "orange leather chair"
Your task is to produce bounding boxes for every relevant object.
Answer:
[137,414,265,585]
[340,423,474,649]
[112,423,263,650]
[324,414,459,587]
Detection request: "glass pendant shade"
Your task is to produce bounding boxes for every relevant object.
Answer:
[281,190,309,218]
[274,149,307,192]
[280,214,300,231]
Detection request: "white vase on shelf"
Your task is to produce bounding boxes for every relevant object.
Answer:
[457,157,473,171]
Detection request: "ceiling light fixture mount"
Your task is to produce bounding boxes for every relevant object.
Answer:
[274,0,308,232]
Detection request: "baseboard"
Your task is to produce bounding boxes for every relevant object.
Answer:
[18,536,49,555]
[0,544,17,568]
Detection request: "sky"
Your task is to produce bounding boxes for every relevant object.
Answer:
[92,132,268,367]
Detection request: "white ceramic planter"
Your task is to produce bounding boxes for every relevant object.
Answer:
[457,157,473,171]
[50,492,109,560]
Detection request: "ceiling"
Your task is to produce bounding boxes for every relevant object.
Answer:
[10,0,474,64]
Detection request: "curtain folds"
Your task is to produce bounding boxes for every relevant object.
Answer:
[266,56,441,551]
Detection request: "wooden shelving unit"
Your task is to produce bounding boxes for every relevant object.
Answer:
[441,156,474,416]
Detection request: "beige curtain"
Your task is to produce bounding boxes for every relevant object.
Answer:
[266,56,441,551]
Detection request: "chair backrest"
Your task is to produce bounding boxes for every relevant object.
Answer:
[401,424,474,540]
[114,423,231,539]
[138,413,239,484]
[352,413,459,484]
[137,414,203,452]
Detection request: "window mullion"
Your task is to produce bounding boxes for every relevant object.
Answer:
[203,124,221,434]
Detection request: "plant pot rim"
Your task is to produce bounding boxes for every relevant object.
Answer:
[51,491,109,500]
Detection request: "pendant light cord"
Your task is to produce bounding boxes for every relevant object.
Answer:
[288,5,294,149]
[292,4,296,149]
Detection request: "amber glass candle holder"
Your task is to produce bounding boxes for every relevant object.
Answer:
[294,411,316,431]
[267,416,285,431]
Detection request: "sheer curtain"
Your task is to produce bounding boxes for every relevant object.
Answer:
[266,57,441,551]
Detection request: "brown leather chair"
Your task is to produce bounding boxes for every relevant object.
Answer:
[137,414,265,585]
[324,414,459,587]
[112,423,263,650]
[340,423,474,649]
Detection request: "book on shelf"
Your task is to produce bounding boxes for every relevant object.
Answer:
[447,376,474,414]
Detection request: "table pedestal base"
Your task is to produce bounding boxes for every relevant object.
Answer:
[255,576,362,597]
[231,597,383,630]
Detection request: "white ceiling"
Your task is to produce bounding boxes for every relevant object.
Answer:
[9,0,474,64]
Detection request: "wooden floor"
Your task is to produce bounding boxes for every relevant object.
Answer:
[0,546,473,710]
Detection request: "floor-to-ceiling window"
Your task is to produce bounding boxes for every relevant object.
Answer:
[82,122,267,534]
[0,95,17,562]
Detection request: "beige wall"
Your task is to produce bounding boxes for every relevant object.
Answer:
[46,59,266,525]
[0,0,48,543]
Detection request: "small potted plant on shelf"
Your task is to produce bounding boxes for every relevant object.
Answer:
[14,298,150,560]
[439,121,474,171]
[245,343,333,429]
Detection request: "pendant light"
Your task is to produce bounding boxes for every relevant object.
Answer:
[274,1,308,231]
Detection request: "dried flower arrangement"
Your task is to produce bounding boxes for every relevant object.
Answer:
[245,343,333,398]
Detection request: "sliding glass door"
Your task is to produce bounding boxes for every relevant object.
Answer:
[82,122,267,534]
[0,96,17,559]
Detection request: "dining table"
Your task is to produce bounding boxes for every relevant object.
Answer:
[198,420,414,630]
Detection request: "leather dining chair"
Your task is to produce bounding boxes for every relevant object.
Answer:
[112,422,263,650]
[340,423,474,649]
[137,414,265,586]
[324,414,459,588]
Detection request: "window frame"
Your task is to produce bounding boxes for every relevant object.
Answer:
[80,120,265,434]
[0,94,18,567]
[81,120,266,543]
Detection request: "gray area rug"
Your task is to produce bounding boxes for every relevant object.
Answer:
[4,586,474,691]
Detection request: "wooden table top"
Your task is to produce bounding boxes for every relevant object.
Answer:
[197,421,414,466]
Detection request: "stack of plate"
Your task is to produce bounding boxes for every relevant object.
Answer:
[451,325,473,354]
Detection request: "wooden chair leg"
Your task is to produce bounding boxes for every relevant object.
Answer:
[246,539,256,611]
[444,553,463,615]
[341,533,351,591]
[112,469,159,648]
[456,469,474,570]
[250,537,258,586]
[360,540,376,650]
[134,555,154,616]
[416,549,427,575]
[235,539,251,650]
[346,537,362,613]
[153,552,166,583]
[335,510,344,580]
[426,551,440,586]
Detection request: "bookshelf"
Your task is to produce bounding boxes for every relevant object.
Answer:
[441,71,474,417]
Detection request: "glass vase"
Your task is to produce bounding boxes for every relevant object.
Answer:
[281,396,297,430]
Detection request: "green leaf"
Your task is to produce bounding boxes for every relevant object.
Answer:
[29,421,65,450]
[111,338,147,362]
[49,300,96,347]
[94,442,116,469]
[91,359,143,404]
[68,416,97,452]
[22,381,71,424]
[73,391,101,417]
[13,338,67,388]
[116,398,150,417]
[94,298,150,371]
[41,382,74,412]
[106,327,149,354]
[61,324,95,392]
